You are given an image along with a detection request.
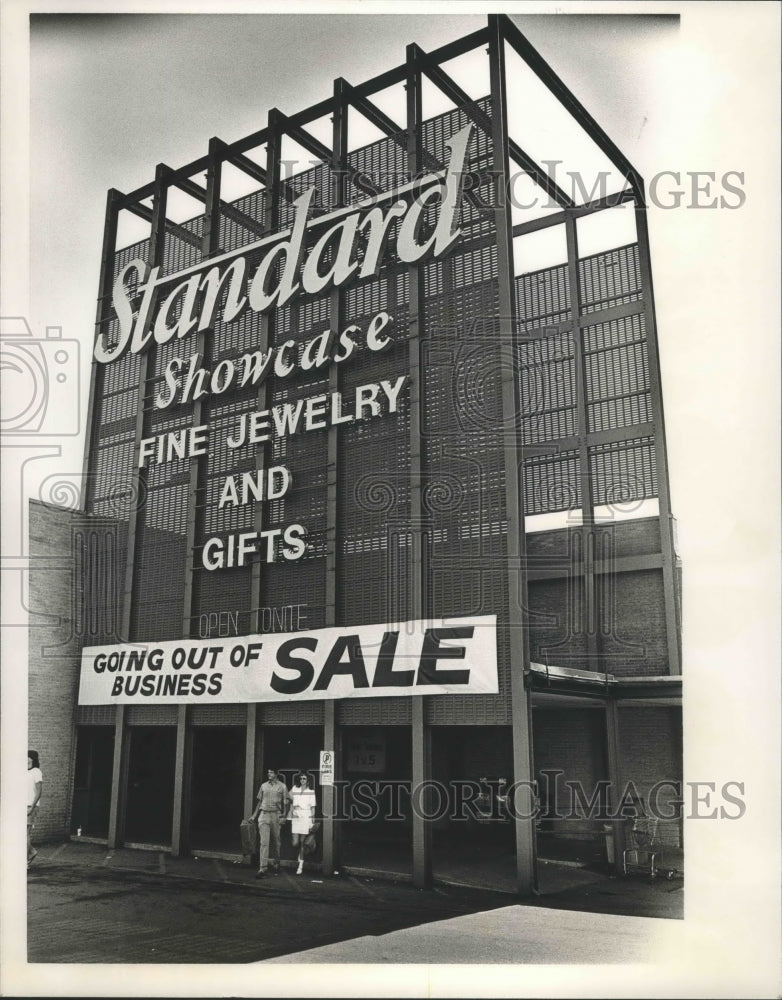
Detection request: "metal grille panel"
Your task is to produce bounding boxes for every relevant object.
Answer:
[589,436,657,506]
[75,705,116,725]
[261,701,324,724]
[339,698,412,725]
[126,706,177,725]
[523,449,582,515]
[190,706,247,725]
[579,243,641,314]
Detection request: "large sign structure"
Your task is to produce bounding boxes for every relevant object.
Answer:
[69,14,682,894]
[97,127,473,364]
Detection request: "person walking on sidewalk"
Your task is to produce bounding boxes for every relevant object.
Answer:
[250,768,289,878]
[27,750,43,867]
[289,772,317,875]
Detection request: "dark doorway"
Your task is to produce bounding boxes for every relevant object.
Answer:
[71,726,114,837]
[258,726,323,866]
[261,726,322,787]
[124,726,177,845]
[188,726,245,853]
[532,706,609,865]
[341,726,413,876]
[430,726,516,889]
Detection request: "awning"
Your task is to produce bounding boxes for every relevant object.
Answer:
[527,662,681,705]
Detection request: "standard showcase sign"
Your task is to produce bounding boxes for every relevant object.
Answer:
[79,615,498,705]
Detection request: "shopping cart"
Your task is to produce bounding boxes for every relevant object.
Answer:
[621,814,666,878]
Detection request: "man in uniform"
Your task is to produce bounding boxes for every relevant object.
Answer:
[250,768,289,877]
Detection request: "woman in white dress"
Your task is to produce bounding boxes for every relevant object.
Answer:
[287,773,317,874]
[27,750,43,867]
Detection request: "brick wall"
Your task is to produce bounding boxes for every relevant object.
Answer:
[527,517,677,676]
[532,707,608,837]
[28,500,124,841]
[618,706,683,846]
[28,501,81,841]
[606,570,668,675]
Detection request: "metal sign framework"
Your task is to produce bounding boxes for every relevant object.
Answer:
[81,14,679,895]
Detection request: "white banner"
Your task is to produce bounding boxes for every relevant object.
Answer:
[78,615,498,706]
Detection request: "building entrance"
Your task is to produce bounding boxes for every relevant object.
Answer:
[188,726,245,853]
[532,706,609,866]
[340,726,413,876]
[259,726,323,866]
[430,726,516,889]
[71,725,114,837]
[124,726,177,846]
[261,726,322,785]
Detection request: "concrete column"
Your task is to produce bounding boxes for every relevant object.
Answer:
[321,701,341,874]
[605,699,626,873]
[171,705,189,856]
[412,699,432,887]
[107,705,126,850]
[488,14,536,896]
[244,704,258,818]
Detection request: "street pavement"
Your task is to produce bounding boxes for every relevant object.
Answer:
[265,903,677,965]
[26,841,683,965]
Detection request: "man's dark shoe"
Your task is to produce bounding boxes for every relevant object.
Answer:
[255,870,267,879]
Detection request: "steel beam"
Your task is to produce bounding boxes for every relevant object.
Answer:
[106,705,126,850]
[107,163,169,848]
[634,201,681,675]
[605,700,627,873]
[122,200,202,251]
[170,172,266,238]
[343,82,403,140]
[125,204,201,247]
[118,26,491,209]
[495,15,642,193]
[406,48,432,890]
[180,140,220,642]
[249,111,281,620]
[341,76,463,188]
[119,163,169,643]
[83,189,121,505]
[170,705,189,856]
[171,138,224,856]
[248,112,280,825]
[226,148,267,185]
[488,16,536,898]
[409,42,573,208]
[512,188,634,238]
[322,701,341,875]
[244,705,258,818]
[321,78,349,877]
[276,115,332,166]
[276,109,381,198]
[223,149,300,211]
[564,215,600,669]
[527,550,664,583]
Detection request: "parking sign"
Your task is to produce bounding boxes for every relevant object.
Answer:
[319,750,334,786]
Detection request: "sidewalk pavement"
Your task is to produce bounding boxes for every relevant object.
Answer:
[31,838,683,921]
[263,902,682,964]
[27,839,683,966]
[28,839,682,965]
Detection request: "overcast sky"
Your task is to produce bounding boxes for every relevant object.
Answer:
[2,4,780,994]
